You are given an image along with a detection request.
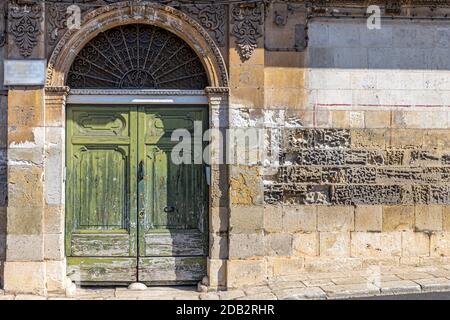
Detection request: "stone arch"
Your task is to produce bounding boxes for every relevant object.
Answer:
[46,2,229,89]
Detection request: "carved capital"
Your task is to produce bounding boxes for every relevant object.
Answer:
[45,85,70,108]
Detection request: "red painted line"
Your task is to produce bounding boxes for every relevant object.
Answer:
[316,103,450,108]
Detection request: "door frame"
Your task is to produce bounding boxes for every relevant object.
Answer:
[63,88,229,288]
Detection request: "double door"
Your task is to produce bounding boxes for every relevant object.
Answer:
[66,105,208,285]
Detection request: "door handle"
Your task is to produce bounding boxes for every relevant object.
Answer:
[164,206,176,213]
[138,160,145,182]
[139,209,145,219]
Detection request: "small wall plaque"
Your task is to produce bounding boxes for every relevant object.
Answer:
[4,59,46,86]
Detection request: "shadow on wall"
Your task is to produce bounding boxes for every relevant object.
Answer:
[0,93,7,289]
[307,19,450,70]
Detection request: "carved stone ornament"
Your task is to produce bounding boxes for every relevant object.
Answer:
[67,23,209,89]
[185,4,226,47]
[9,0,43,57]
[231,3,264,62]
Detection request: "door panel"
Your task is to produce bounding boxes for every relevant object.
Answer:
[66,106,138,283]
[67,257,138,284]
[138,107,208,284]
[66,105,208,285]
[138,257,207,284]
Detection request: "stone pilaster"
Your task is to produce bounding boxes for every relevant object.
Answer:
[4,88,47,295]
[205,87,229,289]
[43,86,69,293]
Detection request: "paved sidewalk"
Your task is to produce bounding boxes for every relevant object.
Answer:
[2,265,450,300]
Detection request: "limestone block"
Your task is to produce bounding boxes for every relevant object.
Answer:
[230,205,263,233]
[230,64,264,88]
[283,205,317,232]
[45,260,67,293]
[44,205,64,234]
[229,233,264,259]
[430,232,450,257]
[230,87,264,109]
[8,165,44,207]
[320,232,351,257]
[444,206,450,231]
[354,206,382,232]
[265,233,292,257]
[382,206,415,232]
[265,68,305,89]
[7,206,43,235]
[3,261,46,295]
[365,111,391,129]
[423,130,450,150]
[44,234,65,260]
[293,232,319,257]
[317,206,354,232]
[264,205,283,233]
[207,259,226,288]
[209,232,228,260]
[354,128,395,153]
[6,234,44,261]
[230,166,263,206]
[265,88,305,110]
[388,129,424,149]
[402,232,430,257]
[304,257,363,272]
[227,259,266,288]
[210,207,229,233]
[415,205,443,231]
[267,257,304,277]
[350,232,402,257]
[8,89,44,128]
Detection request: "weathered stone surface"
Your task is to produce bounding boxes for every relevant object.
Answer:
[414,277,450,292]
[317,206,354,232]
[230,206,263,233]
[267,257,304,277]
[378,280,421,294]
[415,205,443,231]
[227,259,267,288]
[382,206,415,231]
[274,287,327,300]
[430,232,450,257]
[354,206,383,232]
[283,206,317,232]
[293,232,319,257]
[351,232,402,258]
[229,233,264,259]
[3,262,46,295]
[402,232,430,257]
[265,233,292,257]
[320,232,351,257]
[322,283,380,299]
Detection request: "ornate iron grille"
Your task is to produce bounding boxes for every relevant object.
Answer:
[67,24,209,89]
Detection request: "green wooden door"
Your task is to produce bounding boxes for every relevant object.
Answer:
[137,107,209,284]
[66,105,208,285]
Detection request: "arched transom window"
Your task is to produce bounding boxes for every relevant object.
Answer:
[67,24,209,90]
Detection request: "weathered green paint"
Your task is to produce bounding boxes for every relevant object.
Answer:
[66,106,208,284]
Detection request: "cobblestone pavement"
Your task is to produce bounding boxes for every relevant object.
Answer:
[2,265,450,300]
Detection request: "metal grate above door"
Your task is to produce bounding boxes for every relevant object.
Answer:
[67,24,209,90]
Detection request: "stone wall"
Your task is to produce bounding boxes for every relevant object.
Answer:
[0,44,6,287]
[228,19,450,286]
